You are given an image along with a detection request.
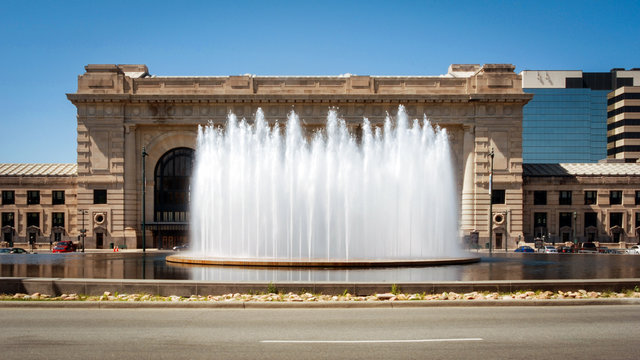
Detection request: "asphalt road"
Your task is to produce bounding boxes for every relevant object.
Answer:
[2,305,639,359]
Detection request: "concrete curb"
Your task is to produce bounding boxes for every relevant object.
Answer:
[0,298,639,309]
[2,277,639,297]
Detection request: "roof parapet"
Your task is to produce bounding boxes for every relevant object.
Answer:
[71,63,526,97]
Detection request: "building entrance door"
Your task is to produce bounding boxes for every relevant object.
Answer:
[495,233,503,249]
[3,231,12,246]
[96,233,104,249]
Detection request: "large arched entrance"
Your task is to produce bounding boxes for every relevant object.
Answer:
[151,147,194,249]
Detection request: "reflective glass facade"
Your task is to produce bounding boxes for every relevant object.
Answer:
[523,88,608,163]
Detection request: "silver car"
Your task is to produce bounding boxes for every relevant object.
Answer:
[542,245,557,253]
[627,245,640,255]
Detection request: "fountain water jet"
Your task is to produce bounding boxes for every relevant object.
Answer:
[167,105,478,267]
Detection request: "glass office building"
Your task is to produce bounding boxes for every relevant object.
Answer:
[521,69,640,163]
[523,88,608,163]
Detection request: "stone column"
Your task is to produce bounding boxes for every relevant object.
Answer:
[461,125,475,234]
[123,124,138,248]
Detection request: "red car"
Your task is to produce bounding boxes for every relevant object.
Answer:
[52,241,77,253]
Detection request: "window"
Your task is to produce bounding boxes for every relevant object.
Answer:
[27,191,40,205]
[154,148,195,222]
[534,212,547,227]
[610,212,623,227]
[93,190,107,204]
[533,191,547,205]
[559,191,572,205]
[533,212,547,237]
[26,212,39,228]
[1,212,14,227]
[52,191,65,205]
[491,189,505,204]
[559,212,573,229]
[610,191,623,205]
[636,213,640,229]
[585,212,598,229]
[636,191,640,206]
[2,191,15,205]
[584,191,597,205]
[52,212,65,228]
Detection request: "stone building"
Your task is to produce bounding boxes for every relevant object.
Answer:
[0,164,77,247]
[27,63,640,250]
[58,63,531,250]
[522,163,640,244]
[3,63,640,251]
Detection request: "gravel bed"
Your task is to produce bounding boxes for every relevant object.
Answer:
[2,289,640,302]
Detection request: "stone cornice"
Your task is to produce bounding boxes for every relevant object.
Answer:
[67,93,533,104]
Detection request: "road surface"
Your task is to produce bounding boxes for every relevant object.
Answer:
[2,305,638,359]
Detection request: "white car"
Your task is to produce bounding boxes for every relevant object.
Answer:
[541,245,557,254]
[627,245,640,254]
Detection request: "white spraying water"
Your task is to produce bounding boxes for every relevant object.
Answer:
[190,105,461,260]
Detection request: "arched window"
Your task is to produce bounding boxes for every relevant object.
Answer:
[154,147,194,222]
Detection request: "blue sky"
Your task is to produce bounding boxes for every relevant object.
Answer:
[1,0,638,163]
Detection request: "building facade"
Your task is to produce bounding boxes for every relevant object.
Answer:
[521,69,640,163]
[0,164,77,247]
[60,63,532,250]
[5,63,640,252]
[607,86,640,161]
[522,163,640,244]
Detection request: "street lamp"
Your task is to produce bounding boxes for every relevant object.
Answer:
[488,148,495,255]
[573,211,577,245]
[77,209,87,253]
[504,210,509,253]
[142,147,148,253]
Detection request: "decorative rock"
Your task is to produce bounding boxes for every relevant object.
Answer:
[376,293,395,301]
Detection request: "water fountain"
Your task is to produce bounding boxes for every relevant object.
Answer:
[167,105,478,267]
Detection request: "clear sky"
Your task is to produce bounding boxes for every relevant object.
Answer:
[1,0,638,163]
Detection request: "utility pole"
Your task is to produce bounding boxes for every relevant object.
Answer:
[78,209,87,252]
[142,147,148,253]
[488,148,494,255]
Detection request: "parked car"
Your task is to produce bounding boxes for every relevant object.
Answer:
[52,241,77,253]
[608,248,627,255]
[539,245,558,253]
[0,248,29,254]
[627,245,640,254]
[172,244,189,251]
[515,246,535,253]
[556,245,573,253]
[597,246,609,254]
[578,242,598,254]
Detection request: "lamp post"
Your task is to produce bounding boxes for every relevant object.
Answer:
[77,209,87,253]
[573,211,577,246]
[504,210,509,253]
[142,147,148,253]
[488,148,494,255]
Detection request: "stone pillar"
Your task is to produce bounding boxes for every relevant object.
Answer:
[123,124,138,249]
[461,125,475,234]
